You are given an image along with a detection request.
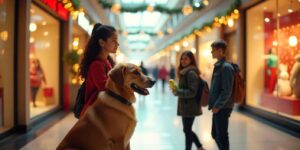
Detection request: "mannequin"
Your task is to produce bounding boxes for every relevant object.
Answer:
[290,53,300,98]
[266,48,278,93]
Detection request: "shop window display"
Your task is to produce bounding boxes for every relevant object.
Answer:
[29,4,60,118]
[246,0,300,120]
[0,0,14,131]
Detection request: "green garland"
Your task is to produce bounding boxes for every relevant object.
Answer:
[98,0,205,14]
[118,30,172,37]
[159,0,241,52]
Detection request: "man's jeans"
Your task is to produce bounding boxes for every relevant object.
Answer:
[211,108,233,150]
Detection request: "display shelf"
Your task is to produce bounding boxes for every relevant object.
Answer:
[260,93,300,115]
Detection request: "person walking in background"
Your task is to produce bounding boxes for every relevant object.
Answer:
[79,23,118,117]
[140,61,148,75]
[169,64,176,79]
[158,66,168,93]
[209,40,234,150]
[170,50,205,150]
[152,65,159,89]
[30,58,47,107]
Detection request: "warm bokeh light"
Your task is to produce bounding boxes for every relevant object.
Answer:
[174,45,180,51]
[288,35,298,47]
[227,18,234,27]
[264,18,270,23]
[0,31,8,41]
[29,23,37,32]
[191,48,196,53]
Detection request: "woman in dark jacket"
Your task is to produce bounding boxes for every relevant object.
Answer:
[79,23,119,117]
[170,50,205,150]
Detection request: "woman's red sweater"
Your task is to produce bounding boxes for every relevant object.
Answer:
[80,59,112,116]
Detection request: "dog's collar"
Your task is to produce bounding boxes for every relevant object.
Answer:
[106,90,132,106]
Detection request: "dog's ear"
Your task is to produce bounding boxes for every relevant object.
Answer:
[108,64,126,85]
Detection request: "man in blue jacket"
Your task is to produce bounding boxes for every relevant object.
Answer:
[209,40,234,150]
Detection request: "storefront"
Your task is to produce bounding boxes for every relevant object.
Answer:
[197,27,221,87]
[0,0,75,139]
[0,0,15,134]
[29,3,62,118]
[244,0,300,134]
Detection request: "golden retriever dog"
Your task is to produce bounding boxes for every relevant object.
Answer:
[57,63,155,150]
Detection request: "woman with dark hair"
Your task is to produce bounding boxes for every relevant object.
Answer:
[79,23,119,116]
[170,50,205,150]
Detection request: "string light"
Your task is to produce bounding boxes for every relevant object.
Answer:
[157,31,164,38]
[111,3,121,14]
[183,41,189,47]
[203,0,209,6]
[227,18,234,27]
[147,5,154,12]
[167,28,173,34]
[182,5,193,16]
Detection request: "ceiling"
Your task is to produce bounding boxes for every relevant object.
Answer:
[112,0,181,60]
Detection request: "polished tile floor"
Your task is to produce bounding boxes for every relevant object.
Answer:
[21,82,300,150]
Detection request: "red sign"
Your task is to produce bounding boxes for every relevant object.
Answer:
[42,0,57,11]
[41,0,69,21]
[57,3,69,21]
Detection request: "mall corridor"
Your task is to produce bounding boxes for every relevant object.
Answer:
[1,0,300,149]
[13,82,300,150]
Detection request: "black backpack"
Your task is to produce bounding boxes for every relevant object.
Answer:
[196,78,209,107]
[73,81,88,119]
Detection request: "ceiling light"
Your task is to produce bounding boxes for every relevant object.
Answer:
[29,23,37,32]
[193,0,201,7]
[289,35,297,47]
[272,41,278,46]
[288,9,293,13]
